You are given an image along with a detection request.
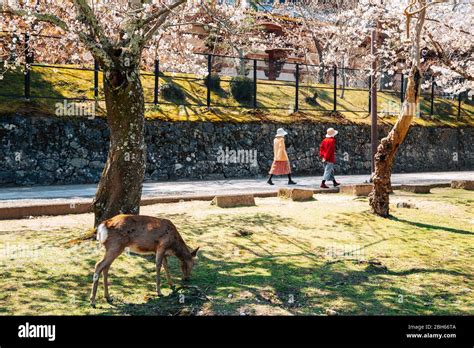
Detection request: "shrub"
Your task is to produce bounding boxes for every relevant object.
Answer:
[160,82,186,103]
[205,73,221,91]
[304,90,319,106]
[230,76,253,102]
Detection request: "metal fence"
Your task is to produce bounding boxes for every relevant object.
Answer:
[0,32,472,118]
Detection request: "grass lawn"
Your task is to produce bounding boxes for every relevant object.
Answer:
[1,64,473,127]
[0,188,472,316]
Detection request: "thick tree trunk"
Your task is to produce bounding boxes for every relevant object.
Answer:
[369,65,422,217]
[92,66,146,226]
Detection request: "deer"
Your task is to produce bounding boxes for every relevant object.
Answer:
[90,214,199,307]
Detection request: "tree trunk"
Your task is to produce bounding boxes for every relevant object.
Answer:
[369,0,426,217]
[369,65,422,217]
[92,66,146,226]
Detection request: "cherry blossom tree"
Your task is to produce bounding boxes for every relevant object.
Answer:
[2,0,189,226]
[272,0,471,216]
[1,0,471,223]
[368,0,472,217]
[198,3,272,75]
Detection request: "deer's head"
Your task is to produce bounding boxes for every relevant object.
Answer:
[181,247,200,281]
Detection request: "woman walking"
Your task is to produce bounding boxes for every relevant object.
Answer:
[319,127,340,188]
[267,128,297,185]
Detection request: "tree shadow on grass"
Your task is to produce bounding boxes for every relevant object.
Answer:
[87,212,473,315]
[6,240,470,316]
[105,251,472,316]
[389,216,474,236]
[3,211,472,316]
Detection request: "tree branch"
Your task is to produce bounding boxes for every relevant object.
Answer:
[141,12,171,45]
[141,0,187,27]
[0,9,69,31]
[427,32,473,81]
[71,0,113,54]
[424,17,473,36]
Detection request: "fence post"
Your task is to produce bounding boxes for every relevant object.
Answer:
[94,59,99,99]
[430,76,435,116]
[154,59,159,105]
[24,33,31,100]
[457,93,462,119]
[333,66,337,112]
[294,63,299,112]
[206,54,212,109]
[368,75,372,113]
[400,73,404,103]
[253,59,257,109]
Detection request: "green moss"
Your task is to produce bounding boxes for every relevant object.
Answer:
[0,65,473,127]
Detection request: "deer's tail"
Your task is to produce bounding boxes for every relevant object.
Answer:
[97,223,109,243]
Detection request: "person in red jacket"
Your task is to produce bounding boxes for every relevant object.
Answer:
[319,127,340,188]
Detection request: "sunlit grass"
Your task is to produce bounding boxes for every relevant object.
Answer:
[0,188,472,315]
[1,65,472,126]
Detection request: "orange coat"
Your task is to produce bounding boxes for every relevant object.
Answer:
[273,137,289,161]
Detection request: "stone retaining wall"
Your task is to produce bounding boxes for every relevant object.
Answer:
[1,114,472,186]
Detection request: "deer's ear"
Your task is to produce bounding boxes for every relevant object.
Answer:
[191,247,200,257]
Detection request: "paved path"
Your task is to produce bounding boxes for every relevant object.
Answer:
[0,171,472,207]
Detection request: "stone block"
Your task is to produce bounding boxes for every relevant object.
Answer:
[211,194,256,208]
[400,184,431,194]
[339,184,373,196]
[451,180,474,190]
[278,188,314,201]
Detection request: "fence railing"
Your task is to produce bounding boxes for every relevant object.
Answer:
[0,32,472,118]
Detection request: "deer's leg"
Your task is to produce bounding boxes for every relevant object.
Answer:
[103,265,112,303]
[155,249,165,296]
[90,258,107,307]
[163,256,174,287]
[90,246,123,307]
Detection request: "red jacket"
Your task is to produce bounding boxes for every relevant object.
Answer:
[319,137,336,163]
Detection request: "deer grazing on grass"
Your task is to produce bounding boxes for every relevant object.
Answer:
[90,214,199,307]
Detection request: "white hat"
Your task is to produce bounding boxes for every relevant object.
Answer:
[276,128,288,137]
[326,128,338,138]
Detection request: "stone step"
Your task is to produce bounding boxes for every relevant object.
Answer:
[451,180,474,190]
[211,194,256,208]
[313,187,340,194]
[278,188,314,201]
[339,184,373,196]
[400,184,431,194]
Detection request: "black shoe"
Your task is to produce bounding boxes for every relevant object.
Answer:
[288,180,297,185]
[333,181,340,187]
[267,179,274,185]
